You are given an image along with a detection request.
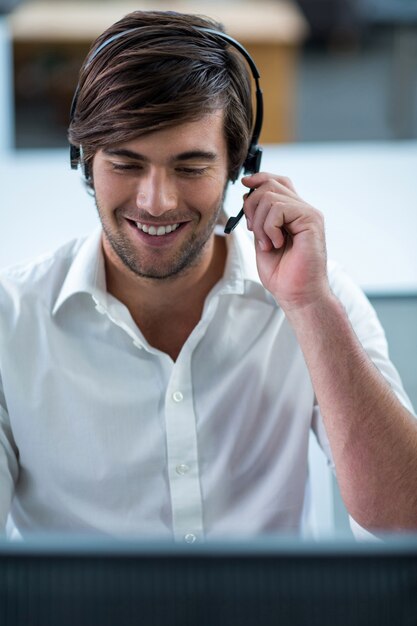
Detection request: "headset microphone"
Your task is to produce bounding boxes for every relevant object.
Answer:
[69,26,263,235]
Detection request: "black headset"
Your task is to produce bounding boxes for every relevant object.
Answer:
[69,26,263,234]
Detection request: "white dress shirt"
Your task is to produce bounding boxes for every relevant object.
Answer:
[0,226,413,542]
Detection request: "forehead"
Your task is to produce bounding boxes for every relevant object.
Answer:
[116,111,227,154]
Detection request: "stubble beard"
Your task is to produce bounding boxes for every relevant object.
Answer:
[95,195,226,281]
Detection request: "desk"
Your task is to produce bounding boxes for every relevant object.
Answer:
[2,141,416,293]
[8,0,308,144]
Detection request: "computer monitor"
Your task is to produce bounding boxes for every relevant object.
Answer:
[0,535,416,626]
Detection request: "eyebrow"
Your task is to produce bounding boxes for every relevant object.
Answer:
[102,148,218,163]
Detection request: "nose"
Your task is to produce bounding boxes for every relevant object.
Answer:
[135,168,177,216]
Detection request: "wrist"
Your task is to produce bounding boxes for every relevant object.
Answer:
[282,288,342,330]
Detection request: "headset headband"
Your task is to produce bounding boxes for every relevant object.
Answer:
[69,24,263,233]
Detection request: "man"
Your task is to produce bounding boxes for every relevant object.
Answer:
[0,10,415,542]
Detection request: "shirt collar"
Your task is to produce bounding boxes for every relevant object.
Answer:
[212,222,264,297]
[52,221,266,316]
[52,227,106,315]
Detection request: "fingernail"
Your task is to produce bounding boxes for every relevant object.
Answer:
[258,240,268,252]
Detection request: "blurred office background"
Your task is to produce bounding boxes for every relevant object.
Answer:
[1,0,416,537]
[5,0,417,146]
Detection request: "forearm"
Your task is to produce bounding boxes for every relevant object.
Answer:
[243,171,417,529]
[286,292,417,531]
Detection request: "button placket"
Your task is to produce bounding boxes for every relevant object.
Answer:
[165,361,204,543]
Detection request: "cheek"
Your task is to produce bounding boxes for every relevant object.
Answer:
[95,173,133,210]
[184,177,226,212]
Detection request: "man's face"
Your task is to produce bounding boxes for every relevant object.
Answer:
[92,112,229,281]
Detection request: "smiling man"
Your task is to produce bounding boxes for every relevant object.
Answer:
[96,117,228,281]
[0,10,416,541]
[94,114,229,360]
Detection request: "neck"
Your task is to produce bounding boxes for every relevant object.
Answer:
[103,234,227,359]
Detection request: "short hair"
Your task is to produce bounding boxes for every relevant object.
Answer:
[68,10,253,188]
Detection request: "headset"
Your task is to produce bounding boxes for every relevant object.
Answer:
[69,26,263,234]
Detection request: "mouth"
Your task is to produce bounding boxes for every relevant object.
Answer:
[135,221,180,237]
[125,218,189,244]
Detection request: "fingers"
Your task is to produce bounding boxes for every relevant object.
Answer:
[242,172,298,195]
[250,195,304,251]
[242,173,299,231]
[248,191,286,250]
[242,172,322,251]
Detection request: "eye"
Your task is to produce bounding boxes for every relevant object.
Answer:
[176,167,208,176]
[111,162,142,172]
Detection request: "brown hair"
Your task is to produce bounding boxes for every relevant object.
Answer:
[68,10,253,187]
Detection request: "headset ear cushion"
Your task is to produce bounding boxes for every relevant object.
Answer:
[243,145,263,175]
[70,144,81,170]
[83,161,91,181]
[69,143,91,182]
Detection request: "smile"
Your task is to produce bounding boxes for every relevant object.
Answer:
[135,222,180,236]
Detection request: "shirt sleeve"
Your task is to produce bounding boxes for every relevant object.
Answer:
[0,372,19,532]
[310,261,416,540]
[328,260,415,413]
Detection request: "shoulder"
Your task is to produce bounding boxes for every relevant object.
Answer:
[0,237,87,313]
[327,260,375,315]
[326,259,387,349]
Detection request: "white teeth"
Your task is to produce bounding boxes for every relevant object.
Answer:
[135,222,179,236]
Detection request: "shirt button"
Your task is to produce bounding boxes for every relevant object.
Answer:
[184,533,197,544]
[95,303,107,315]
[133,340,142,349]
[176,464,190,475]
[172,391,184,403]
